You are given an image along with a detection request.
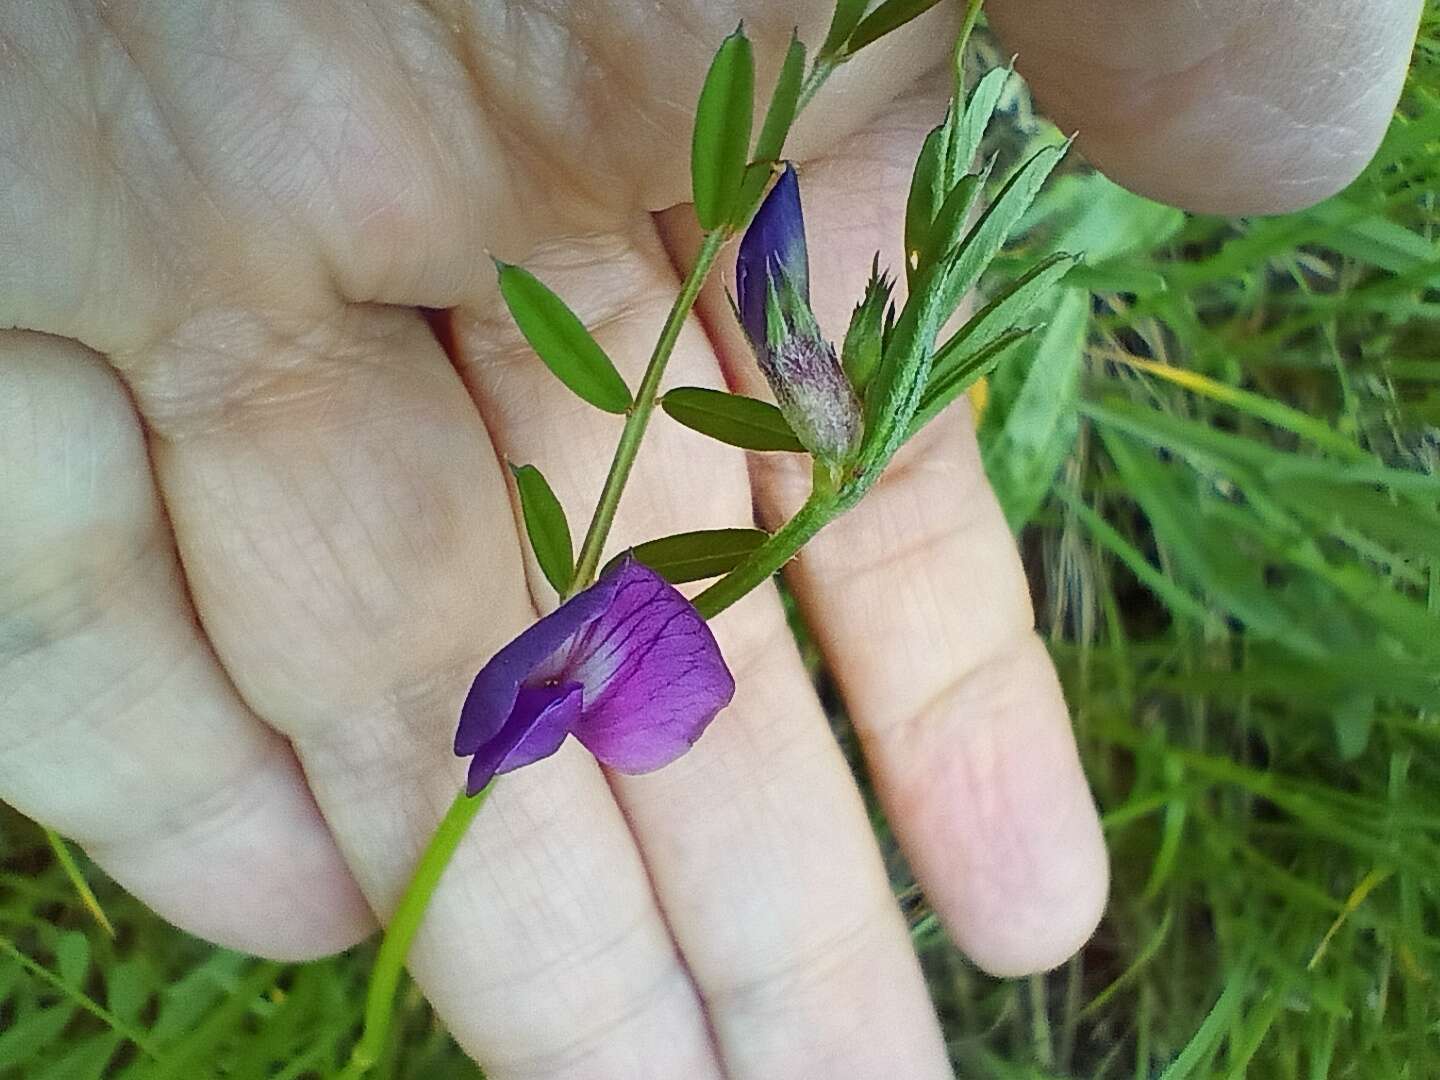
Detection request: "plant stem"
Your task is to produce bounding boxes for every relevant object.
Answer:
[693,492,840,618]
[953,0,986,85]
[340,785,492,1079]
[796,57,838,115]
[568,229,728,594]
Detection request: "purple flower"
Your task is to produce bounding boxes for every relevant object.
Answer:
[455,557,735,795]
[736,164,862,465]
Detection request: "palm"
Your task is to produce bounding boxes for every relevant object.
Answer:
[0,2,1419,1077]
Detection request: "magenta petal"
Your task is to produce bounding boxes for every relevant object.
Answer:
[455,575,620,756]
[566,560,735,773]
[465,682,582,795]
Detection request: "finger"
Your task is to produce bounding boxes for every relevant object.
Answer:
[988,0,1424,214]
[456,234,951,1076]
[670,75,1108,976]
[0,330,371,960]
[124,303,722,1078]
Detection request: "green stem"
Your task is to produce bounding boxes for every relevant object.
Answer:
[568,229,728,594]
[796,57,838,115]
[693,492,840,618]
[340,785,492,1079]
[953,0,986,85]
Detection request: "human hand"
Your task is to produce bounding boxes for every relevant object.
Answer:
[0,2,1419,1077]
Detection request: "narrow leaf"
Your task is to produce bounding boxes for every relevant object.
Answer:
[734,34,806,222]
[931,141,1068,319]
[510,463,575,595]
[0,1004,76,1067]
[951,66,1011,184]
[661,387,806,452]
[847,0,946,55]
[55,932,89,990]
[496,263,631,413]
[904,123,947,277]
[935,252,1077,367]
[605,528,769,584]
[692,27,755,231]
[753,33,805,165]
[979,287,1088,529]
[819,0,871,58]
[905,67,1010,284]
[908,326,1032,436]
[917,159,991,275]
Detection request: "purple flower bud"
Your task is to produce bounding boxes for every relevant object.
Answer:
[736,165,862,465]
[455,558,734,794]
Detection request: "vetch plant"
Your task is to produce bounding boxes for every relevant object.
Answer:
[340,1,1076,1073]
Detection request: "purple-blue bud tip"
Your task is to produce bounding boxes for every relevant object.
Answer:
[737,164,809,351]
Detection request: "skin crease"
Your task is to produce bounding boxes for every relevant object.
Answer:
[0,2,1419,1077]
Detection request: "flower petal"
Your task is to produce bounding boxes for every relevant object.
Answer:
[737,163,809,351]
[455,575,619,755]
[464,682,583,795]
[565,559,735,773]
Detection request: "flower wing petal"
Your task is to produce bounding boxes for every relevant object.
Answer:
[567,560,735,773]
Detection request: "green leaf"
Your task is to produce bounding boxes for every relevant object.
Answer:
[847,0,946,55]
[1023,171,1185,264]
[930,141,1068,320]
[0,1003,76,1067]
[35,1033,121,1080]
[1094,427,1329,655]
[917,160,991,276]
[933,251,1077,370]
[819,0,870,58]
[1063,262,1169,296]
[1331,693,1376,761]
[1270,474,1440,562]
[495,263,632,414]
[841,256,894,392]
[55,931,89,990]
[104,959,153,1029]
[1080,396,1440,498]
[605,528,769,584]
[734,34,806,222]
[951,66,1011,183]
[908,326,1031,436]
[510,463,575,595]
[661,387,806,452]
[903,123,947,275]
[905,70,1012,278]
[753,33,805,166]
[692,26,755,231]
[979,286,1089,529]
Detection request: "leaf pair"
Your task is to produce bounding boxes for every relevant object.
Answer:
[511,462,768,593]
[693,27,807,233]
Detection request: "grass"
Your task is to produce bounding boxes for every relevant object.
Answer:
[4,12,1439,1079]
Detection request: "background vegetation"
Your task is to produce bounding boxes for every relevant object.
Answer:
[3,8,1437,1077]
